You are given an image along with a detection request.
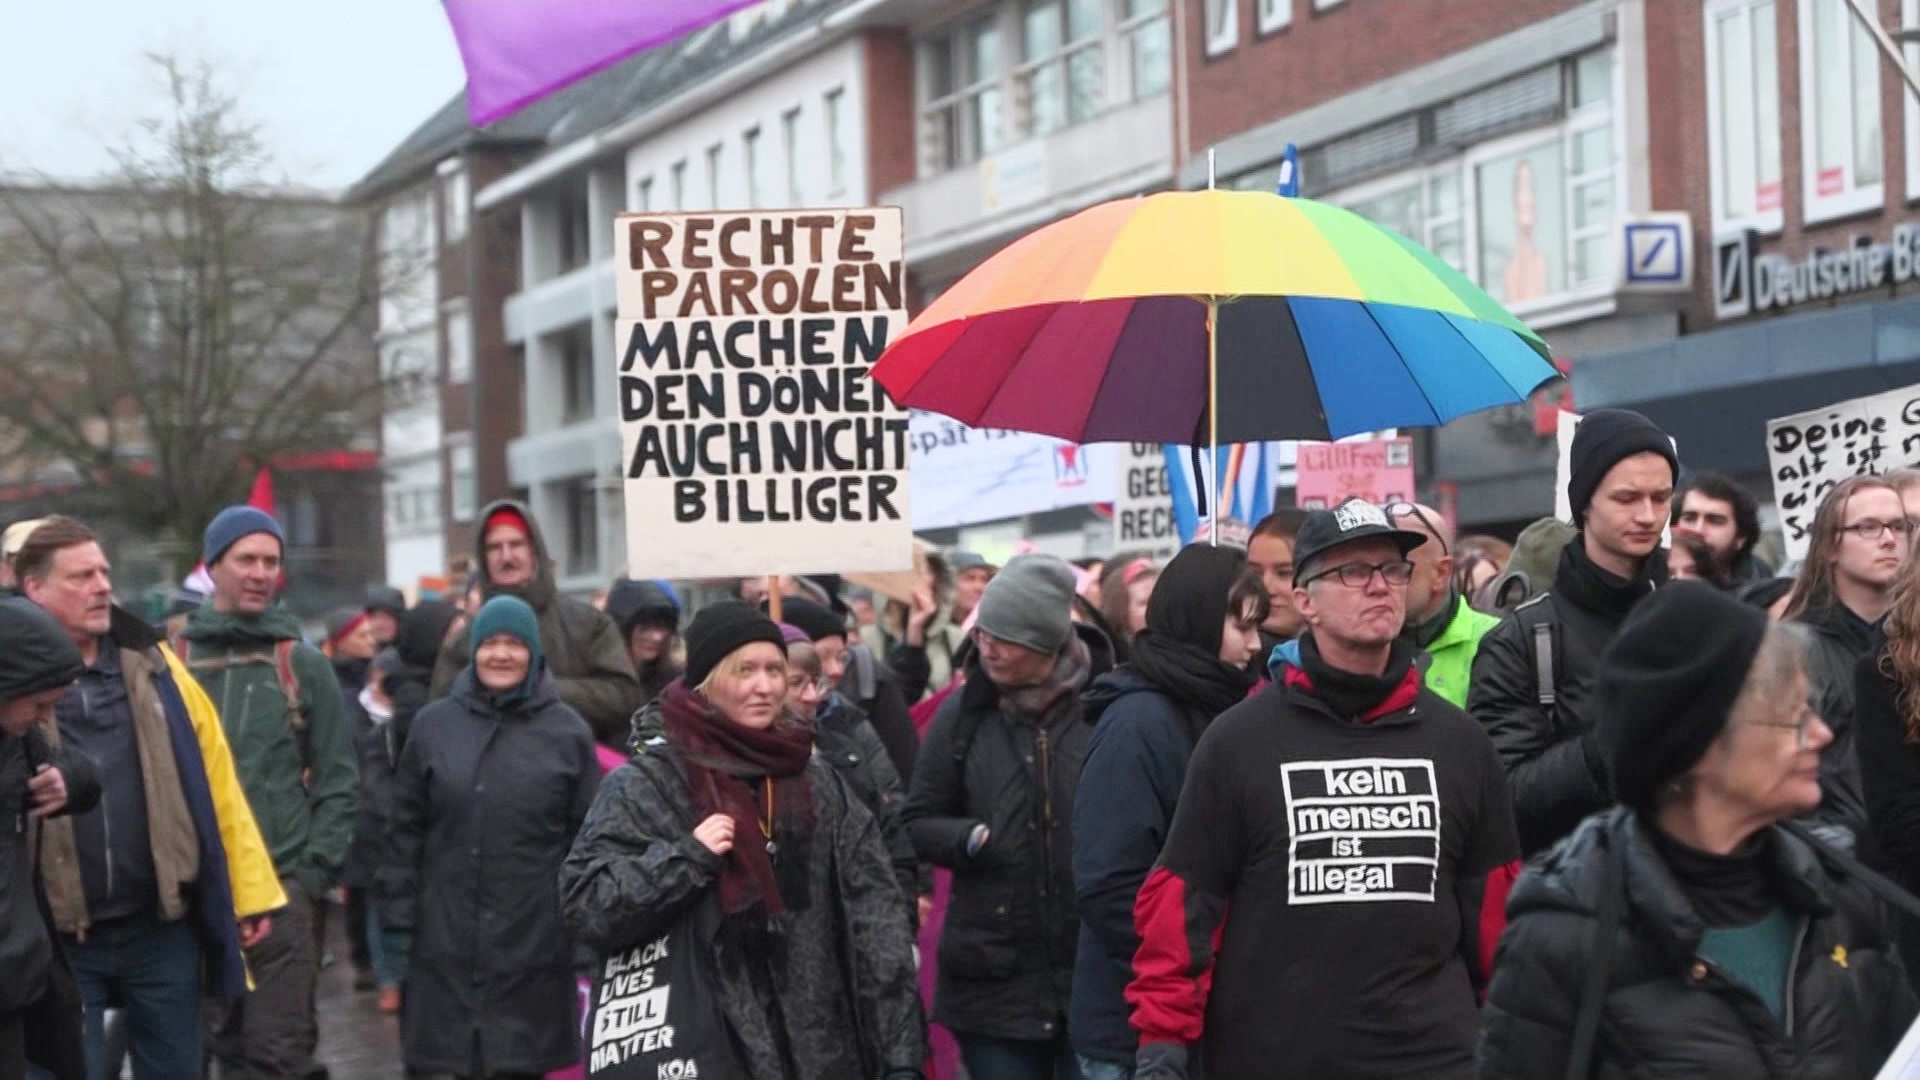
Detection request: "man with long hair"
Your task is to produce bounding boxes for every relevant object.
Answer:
[1468,409,1676,855]
[1781,475,1907,843]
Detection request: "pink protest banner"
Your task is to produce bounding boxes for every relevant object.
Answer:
[1294,437,1415,509]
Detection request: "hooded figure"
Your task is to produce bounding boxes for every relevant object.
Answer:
[431,500,641,748]
[380,595,601,1078]
[1070,545,1263,1074]
[604,577,683,706]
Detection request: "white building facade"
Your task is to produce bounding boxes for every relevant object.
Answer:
[376,181,446,590]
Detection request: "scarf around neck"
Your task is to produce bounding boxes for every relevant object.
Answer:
[1555,538,1662,620]
[1130,629,1253,741]
[659,680,815,917]
[1295,634,1418,721]
[999,633,1093,723]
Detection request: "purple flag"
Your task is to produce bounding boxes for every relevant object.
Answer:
[445,0,760,126]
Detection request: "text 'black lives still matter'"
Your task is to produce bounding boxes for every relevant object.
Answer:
[614,208,915,579]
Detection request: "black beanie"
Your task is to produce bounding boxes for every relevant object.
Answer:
[1567,408,1677,524]
[683,601,786,688]
[1595,581,1771,810]
[767,595,845,643]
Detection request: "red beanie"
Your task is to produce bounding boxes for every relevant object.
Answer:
[484,507,531,539]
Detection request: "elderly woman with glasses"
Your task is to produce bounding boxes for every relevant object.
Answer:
[1480,582,1916,1079]
[782,623,922,920]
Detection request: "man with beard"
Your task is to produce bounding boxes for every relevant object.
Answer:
[1468,408,1677,855]
[1672,470,1773,586]
[430,501,640,748]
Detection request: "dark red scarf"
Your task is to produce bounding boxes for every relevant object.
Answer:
[660,681,814,916]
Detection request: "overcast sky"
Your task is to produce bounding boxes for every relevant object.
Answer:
[0,0,467,191]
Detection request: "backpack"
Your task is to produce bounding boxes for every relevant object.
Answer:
[171,635,311,763]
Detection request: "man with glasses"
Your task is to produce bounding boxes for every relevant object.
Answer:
[1127,497,1518,1080]
[1779,475,1910,845]
[1385,502,1500,709]
[1468,408,1678,856]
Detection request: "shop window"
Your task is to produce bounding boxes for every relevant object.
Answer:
[1706,0,1783,231]
[1799,0,1883,222]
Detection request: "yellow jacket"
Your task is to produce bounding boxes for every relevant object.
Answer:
[161,644,288,920]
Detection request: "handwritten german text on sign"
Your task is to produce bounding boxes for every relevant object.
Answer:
[1295,438,1415,510]
[1768,385,1920,561]
[614,209,913,579]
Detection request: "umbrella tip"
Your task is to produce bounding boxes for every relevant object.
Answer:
[1275,143,1300,198]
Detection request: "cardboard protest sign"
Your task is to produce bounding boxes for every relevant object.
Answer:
[1768,385,1920,561]
[1295,437,1414,510]
[1113,443,1180,559]
[614,209,914,579]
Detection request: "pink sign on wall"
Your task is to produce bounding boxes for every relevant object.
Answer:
[1294,438,1416,510]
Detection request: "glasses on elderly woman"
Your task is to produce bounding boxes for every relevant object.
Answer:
[785,671,831,695]
[1746,703,1818,749]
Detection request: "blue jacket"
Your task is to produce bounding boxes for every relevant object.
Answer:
[1069,667,1203,1065]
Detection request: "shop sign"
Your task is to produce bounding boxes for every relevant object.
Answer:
[1714,223,1920,321]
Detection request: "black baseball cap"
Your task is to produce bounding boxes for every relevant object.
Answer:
[1292,498,1427,585]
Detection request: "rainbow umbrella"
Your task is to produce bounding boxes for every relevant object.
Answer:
[873,188,1555,452]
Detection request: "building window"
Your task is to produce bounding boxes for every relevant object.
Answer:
[707,142,725,208]
[1016,0,1105,138]
[1204,0,1238,56]
[1313,0,1346,8]
[1258,0,1291,34]
[782,108,804,203]
[1799,0,1883,222]
[444,305,472,384]
[636,175,654,212]
[442,166,469,245]
[559,326,595,424]
[555,185,592,273]
[449,442,476,524]
[1706,0,1782,231]
[563,477,600,578]
[825,87,850,194]
[670,159,688,210]
[744,126,765,208]
[920,18,1005,172]
[1907,0,1920,201]
[1341,168,1466,273]
[1119,0,1170,98]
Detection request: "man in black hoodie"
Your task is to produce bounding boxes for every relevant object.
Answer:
[1127,500,1519,1080]
[1467,408,1676,855]
[0,595,98,1080]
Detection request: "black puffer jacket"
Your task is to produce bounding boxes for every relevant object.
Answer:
[378,670,601,1077]
[1468,545,1658,855]
[1479,809,1916,1079]
[559,745,926,1080]
[814,693,922,913]
[902,623,1114,1042]
[1797,608,1871,844]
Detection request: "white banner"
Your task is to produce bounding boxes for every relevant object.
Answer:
[614,209,914,579]
[1767,385,1920,561]
[1113,443,1180,559]
[907,411,1115,531]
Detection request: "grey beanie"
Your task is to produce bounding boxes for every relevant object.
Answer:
[974,553,1076,656]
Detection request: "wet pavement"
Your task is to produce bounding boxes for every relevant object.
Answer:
[313,899,403,1080]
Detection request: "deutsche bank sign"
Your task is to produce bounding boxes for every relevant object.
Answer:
[1714,224,1920,320]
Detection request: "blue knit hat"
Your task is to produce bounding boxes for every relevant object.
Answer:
[470,595,544,705]
[203,506,286,567]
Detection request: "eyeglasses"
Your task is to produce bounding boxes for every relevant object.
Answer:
[1746,712,1817,749]
[1382,502,1448,556]
[1302,560,1416,589]
[784,672,830,695]
[1839,518,1913,541]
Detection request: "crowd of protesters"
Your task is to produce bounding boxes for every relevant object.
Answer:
[15,409,1920,1080]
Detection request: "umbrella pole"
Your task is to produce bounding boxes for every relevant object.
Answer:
[1207,296,1219,547]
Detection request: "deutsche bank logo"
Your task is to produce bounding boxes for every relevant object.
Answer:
[1715,230,1755,320]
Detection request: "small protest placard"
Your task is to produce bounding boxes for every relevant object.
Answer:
[1295,437,1415,510]
[1768,385,1920,561]
[614,209,914,579]
[1113,443,1180,559]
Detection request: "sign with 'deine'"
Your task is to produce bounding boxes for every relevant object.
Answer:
[614,209,914,579]
[1767,384,1920,561]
